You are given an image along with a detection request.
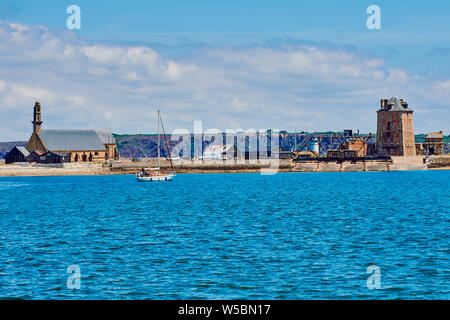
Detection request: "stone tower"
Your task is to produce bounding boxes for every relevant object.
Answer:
[32,101,43,133]
[376,97,416,156]
[26,101,46,152]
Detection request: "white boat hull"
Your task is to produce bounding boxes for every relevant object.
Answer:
[137,174,174,182]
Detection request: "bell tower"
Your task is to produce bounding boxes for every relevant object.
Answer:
[32,101,43,133]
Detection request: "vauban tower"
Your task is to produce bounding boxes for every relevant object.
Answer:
[376,97,416,156]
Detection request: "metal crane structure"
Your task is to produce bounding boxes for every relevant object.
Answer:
[292,132,389,163]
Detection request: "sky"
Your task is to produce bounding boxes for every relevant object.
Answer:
[0,0,449,140]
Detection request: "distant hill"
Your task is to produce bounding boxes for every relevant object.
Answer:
[114,134,158,159]
[415,133,450,144]
[0,141,27,159]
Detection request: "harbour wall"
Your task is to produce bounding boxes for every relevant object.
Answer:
[0,156,445,176]
[428,155,450,169]
[294,156,427,172]
[111,156,429,174]
[110,159,293,174]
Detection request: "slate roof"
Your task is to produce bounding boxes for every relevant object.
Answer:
[15,146,30,157]
[387,96,411,111]
[426,132,443,139]
[39,129,106,151]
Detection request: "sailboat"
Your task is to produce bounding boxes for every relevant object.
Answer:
[136,110,176,182]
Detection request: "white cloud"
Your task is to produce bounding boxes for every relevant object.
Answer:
[0,21,448,141]
[386,69,410,84]
[435,80,450,90]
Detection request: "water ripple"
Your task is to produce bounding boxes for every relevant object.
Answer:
[0,171,448,299]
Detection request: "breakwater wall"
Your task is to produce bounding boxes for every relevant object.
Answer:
[110,159,293,174]
[111,156,429,174]
[294,156,427,172]
[428,155,450,169]
[0,156,442,177]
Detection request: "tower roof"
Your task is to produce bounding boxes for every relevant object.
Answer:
[380,96,412,111]
[388,97,403,110]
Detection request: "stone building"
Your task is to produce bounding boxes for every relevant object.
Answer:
[415,143,425,156]
[25,102,119,162]
[376,97,416,156]
[424,131,444,155]
[202,144,241,160]
[342,139,368,157]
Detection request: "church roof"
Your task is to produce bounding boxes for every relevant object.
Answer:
[39,129,106,151]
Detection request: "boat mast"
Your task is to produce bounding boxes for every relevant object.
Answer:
[159,111,175,174]
[157,110,161,170]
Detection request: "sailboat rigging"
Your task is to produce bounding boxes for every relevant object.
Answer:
[136,110,176,182]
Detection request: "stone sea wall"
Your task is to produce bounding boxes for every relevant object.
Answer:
[428,155,450,169]
[0,156,445,177]
[293,156,428,172]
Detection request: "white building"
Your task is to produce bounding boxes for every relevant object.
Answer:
[202,144,241,160]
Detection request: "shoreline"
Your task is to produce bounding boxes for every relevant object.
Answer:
[2,169,450,178]
[1,156,449,177]
[1,163,450,177]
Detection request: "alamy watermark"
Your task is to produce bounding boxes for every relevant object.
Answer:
[65,5,380,31]
[366,264,381,289]
[66,5,81,30]
[366,5,381,30]
[67,265,81,289]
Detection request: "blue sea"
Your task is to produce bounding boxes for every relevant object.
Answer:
[0,171,448,300]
